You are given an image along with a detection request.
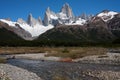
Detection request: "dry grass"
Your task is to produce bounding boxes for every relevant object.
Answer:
[0,47,119,59]
[46,47,108,59]
[0,47,47,54]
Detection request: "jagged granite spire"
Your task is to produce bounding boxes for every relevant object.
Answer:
[60,3,74,18]
[27,13,38,27]
[27,13,32,25]
[43,7,60,26]
[43,7,51,26]
[46,7,51,13]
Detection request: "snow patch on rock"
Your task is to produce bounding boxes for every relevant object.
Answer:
[97,11,118,22]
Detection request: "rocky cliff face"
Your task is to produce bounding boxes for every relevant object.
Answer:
[43,7,51,26]
[108,13,120,39]
[108,13,120,30]
[27,13,38,27]
[38,17,43,25]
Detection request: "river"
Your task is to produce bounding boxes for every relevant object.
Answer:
[7,58,120,80]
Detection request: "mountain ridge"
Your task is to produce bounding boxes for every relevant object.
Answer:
[0,3,119,45]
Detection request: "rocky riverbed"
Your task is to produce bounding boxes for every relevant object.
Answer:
[0,64,42,80]
[0,52,120,80]
[7,59,120,80]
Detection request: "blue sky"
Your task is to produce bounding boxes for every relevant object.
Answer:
[0,0,119,21]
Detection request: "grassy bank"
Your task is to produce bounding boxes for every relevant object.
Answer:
[45,47,108,59]
[0,47,119,59]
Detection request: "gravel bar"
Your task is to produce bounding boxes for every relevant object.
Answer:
[0,64,42,80]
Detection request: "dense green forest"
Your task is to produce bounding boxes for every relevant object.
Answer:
[0,39,120,47]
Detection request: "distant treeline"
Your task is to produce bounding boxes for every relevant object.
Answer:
[0,39,120,47]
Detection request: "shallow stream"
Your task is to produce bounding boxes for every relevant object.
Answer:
[7,58,120,80]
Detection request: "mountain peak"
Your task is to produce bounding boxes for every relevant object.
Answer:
[28,13,33,20]
[43,7,58,26]
[61,3,70,13]
[60,3,74,18]
[46,7,51,13]
[27,13,37,27]
[101,10,110,13]
[28,13,33,19]
[43,12,49,26]
[64,3,69,7]
[29,13,32,16]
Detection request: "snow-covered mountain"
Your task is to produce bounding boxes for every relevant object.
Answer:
[0,17,54,39]
[0,4,119,41]
[43,3,87,26]
[0,19,32,40]
[17,14,54,37]
[0,3,88,40]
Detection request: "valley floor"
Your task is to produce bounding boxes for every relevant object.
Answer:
[0,47,120,80]
[0,47,113,58]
